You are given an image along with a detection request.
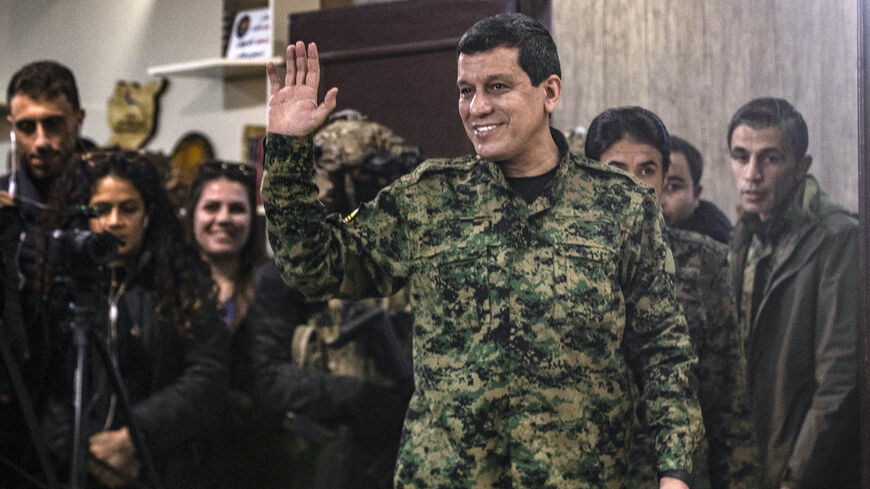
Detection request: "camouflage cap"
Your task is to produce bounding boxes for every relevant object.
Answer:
[313,115,415,173]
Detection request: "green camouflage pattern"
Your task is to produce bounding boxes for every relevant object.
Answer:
[261,130,702,489]
[628,229,759,489]
[314,118,416,173]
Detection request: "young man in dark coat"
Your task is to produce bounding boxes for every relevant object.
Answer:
[727,97,859,489]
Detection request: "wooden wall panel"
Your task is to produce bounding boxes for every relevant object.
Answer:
[601,0,649,109]
[553,0,859,220]
[556,0,606,131]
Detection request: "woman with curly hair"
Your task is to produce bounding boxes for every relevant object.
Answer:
[36,149,228,488]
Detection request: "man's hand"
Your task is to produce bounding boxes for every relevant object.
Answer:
[88,426,141,488]
[660,477,690,489]
[266,41,338,137]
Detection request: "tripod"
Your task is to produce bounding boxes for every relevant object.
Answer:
[54,252,163,489]
[0,224,164,489]
[0,277,164,489]
[0,203,58,488]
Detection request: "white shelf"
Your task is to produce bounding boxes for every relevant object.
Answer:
[144,0,317,80]
[147,56,283,79]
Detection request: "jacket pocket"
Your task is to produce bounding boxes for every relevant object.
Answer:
[551,240,623,365]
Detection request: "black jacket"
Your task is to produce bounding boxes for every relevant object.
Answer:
[674,199,732,244]
[241,259,410,489]
[40,251,229,488]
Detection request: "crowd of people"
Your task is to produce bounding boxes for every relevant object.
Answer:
[0,11,859,489]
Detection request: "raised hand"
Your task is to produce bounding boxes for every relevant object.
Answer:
[267,41,338,136]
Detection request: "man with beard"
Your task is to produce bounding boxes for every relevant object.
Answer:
[2,60,94,211]
[0,60,93,487]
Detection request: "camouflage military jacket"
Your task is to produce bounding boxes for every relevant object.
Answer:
[262,130,702,489]
[629,229,758,489]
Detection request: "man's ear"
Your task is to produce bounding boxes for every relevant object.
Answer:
[800,155,812,175]
[542,74,561,114]
[693,183,703,200]
[74,109,85,134]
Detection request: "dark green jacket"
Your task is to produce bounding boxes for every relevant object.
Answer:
[730,175,859,489]
[262,129,702,488]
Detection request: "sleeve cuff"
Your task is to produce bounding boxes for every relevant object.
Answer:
[658,469,693,487]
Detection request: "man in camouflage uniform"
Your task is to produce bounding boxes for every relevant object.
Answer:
[261,13,702,489]
[584,106,757,489]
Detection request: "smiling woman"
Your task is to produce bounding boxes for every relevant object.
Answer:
[184,160,264,332]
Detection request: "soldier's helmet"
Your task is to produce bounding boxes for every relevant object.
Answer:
[313,109,423,213]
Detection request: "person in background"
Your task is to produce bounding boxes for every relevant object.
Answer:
[184,159,285,489]
[261,12,701,488]
[242,111,421,489]
[35,149,228,488]
[660,135,731,243]
[1,62,97,483]
[185,160,265,333]
[585,106,757,489]
[2,60,96,211]
[727,97,858,489]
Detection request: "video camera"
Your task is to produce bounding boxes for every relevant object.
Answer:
[47,229,121,271]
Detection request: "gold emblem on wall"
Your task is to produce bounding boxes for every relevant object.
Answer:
[170,131,215,198]
[106,79,167,149]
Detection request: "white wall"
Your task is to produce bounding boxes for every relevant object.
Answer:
[3,0,860,220]
[1,0,314,170]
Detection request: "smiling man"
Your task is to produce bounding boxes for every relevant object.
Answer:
[260,13,701,489]
[727,98,859,489]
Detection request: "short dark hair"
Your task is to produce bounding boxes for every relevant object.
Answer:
[457,12,560,86]
[584,106,671,173]
[669,135,703,186]
[6,60,81,111]
[727,97,808,158]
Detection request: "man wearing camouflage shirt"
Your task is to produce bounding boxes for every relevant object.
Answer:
[261,13,701,489]
[585,106,758,489]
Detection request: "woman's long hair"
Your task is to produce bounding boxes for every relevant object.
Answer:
[40,149,215,336]
[183,161,265,328]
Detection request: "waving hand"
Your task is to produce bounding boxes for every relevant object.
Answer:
[267,41,338,136]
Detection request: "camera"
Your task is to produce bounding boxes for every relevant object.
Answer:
[47,229,120,270]
[46,229,121,279]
